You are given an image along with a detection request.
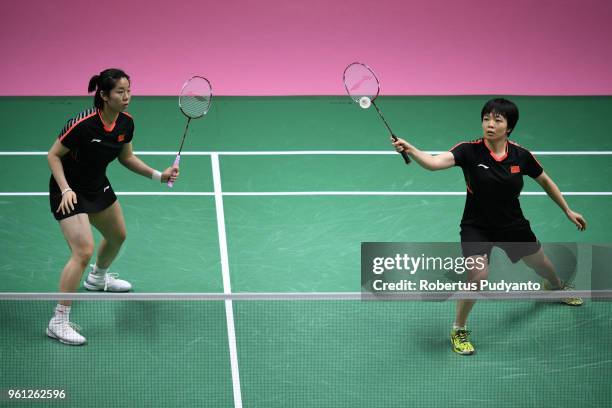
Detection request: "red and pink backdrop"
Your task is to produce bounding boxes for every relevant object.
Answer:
[1,0,611,96]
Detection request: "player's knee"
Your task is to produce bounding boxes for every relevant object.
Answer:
[468,267,489,285]
[474,276,488,287]
[73,243,94,266]
[523,254,547,270]
[467,273,488,286]
[105,228,126,247]
[115,229,127,245]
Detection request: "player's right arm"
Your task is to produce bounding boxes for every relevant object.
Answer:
[48,139,77,214]
[391,137,455,171]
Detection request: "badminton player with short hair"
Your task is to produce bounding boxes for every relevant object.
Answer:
[391,98,587,355]
[46,68,178,345]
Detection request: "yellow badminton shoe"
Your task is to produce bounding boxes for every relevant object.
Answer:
[543,280,583,306]
[451,328,475,355]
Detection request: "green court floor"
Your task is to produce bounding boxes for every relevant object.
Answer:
[0,96,611,407]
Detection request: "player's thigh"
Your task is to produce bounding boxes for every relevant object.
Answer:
[59,213,95,256]
[460,226,492,281]
[88,201,127,243]
[466,254,489,282]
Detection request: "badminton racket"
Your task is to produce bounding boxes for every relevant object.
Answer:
[168,76,213,187]
[343,62,410,164]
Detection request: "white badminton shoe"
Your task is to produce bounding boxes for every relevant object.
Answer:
[47,318,86,346]
[84,265,132,292]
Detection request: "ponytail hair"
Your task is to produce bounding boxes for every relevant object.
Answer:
[87,68,130,109]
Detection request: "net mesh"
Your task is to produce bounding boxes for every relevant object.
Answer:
[179,76,212,119]
[1,294,611,407]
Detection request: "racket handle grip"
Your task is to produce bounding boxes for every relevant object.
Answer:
[391,135,411,164]
[167,155,181,188]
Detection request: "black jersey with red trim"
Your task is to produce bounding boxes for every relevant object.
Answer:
[51,108,134,193]
[450,138,543,230]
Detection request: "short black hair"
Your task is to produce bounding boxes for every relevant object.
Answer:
[88,68,130,109]
[480,98,519,135]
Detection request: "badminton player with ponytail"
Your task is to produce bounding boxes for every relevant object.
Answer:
[46,68,178,345]
[391,98,587,355]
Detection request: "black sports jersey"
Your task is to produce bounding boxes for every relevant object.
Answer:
[450,138,543,230]
[50,108,134,193]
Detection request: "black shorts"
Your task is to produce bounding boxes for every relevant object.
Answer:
[49,178,117,221]
[460,225,541,264]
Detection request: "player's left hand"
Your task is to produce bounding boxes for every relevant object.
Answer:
[566,209,587,231]
[161,166,179,183]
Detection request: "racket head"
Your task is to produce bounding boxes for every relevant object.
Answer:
[179,76,213,119]
[343,62,380,105]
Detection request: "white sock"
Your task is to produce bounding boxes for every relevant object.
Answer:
[453,323,466,331]
[54,304,71,321]
[91,264,109,277]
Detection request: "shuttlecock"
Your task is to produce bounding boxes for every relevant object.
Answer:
[359,96,371,109]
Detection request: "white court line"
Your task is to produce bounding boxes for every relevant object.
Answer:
[2,191,612,197]
[211,153,243,408]
[114,192,214,196]
[2,150,612,156]
[222,191,612,196]
[0,192,215,196]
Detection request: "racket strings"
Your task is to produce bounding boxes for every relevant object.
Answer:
[180,94,210,118]
[343,63,380,102]
[179,77,212,119]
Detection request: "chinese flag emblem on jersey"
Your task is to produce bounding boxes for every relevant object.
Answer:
[510,165,520,174]
[118,134,125,142]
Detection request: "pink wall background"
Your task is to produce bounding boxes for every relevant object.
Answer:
[1,0,611,96]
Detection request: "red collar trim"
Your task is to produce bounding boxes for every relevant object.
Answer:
[483,138,508,162]
[98,110,117,132]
